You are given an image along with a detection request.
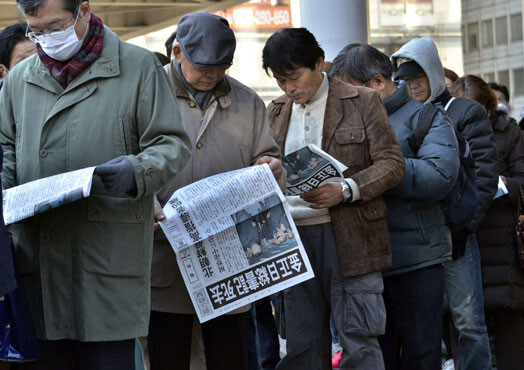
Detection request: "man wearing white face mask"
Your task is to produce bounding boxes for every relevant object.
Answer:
[0,0,191,368]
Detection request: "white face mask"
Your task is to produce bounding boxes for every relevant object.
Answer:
[33,11,86,61]
[497,101,510,114]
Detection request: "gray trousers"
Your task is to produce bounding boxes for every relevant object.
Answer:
[276,223,385,370]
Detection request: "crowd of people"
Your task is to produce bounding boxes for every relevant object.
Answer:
[0,0,524,370]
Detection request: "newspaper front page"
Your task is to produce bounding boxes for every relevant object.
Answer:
[282,144,347,195]
[3,167,96,225]
[160,164,314,322]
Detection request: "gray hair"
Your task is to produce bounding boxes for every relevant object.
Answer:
[330,43,394,84]
[16,0,83,16]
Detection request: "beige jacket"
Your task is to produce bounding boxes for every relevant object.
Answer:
[150,62,281,314]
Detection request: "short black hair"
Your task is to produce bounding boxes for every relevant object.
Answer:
[154,52,170,66]
[165,31,176,58]
[262,27,324,76]
[0,22,29,69]
[488,82,510,101]
[16,0,85,16]
[330,43,393,83]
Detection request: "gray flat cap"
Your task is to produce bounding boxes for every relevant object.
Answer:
[176,11,236,67]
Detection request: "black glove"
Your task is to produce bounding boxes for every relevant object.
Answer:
[94,157,137,195]
[451,228,469,260]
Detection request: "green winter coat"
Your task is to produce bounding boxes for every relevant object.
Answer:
[0,27,191,341]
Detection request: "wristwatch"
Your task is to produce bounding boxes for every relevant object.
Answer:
[340,180,353,203]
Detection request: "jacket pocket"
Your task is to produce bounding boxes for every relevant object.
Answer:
[342,273,386,337]
[9,220,39,275]
[360,198,388,221]
[359,199,391,258]
[119,117,140,155]
[83,195,150,277]
[334,127,366,165]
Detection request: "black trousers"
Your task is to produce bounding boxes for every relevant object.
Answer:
[148,310,248,370]
[379,264,444,370]
[489,309,524,370]
[246,297,280,370]
[11,339,135,370]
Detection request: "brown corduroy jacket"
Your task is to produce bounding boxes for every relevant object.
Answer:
[267,77,405,276]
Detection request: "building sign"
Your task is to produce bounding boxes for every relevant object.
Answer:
[215,4,292,30]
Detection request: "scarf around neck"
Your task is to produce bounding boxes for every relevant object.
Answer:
[174,60,214,110]
[37,13,104,89]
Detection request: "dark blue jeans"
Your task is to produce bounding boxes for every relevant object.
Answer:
[444,234,491,370]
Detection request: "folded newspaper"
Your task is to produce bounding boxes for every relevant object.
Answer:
[160,164,314,323]
[282,144,347,195]
[3,167,96,225]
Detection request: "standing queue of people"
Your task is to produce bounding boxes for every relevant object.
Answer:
[0,2,523,370]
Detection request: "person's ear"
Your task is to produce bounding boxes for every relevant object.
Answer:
[315,57,324,73]
[0,64,8,80]
[371,75,387,93]
[173,45,183,63]
[80,1,91,17]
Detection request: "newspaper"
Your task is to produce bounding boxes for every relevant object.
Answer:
[493,176,509,199]
[3,167,96,225]
[160,164,314,322]
[282,144,347,195]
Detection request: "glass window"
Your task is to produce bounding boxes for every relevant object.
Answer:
[498,70,510,91]
[496,16,508,45]
[482,19,493,47]
[514,68,524,95]
[511,13,523,41]
[462,24,466,51]
[484,73,495,83]
[467,22,479,51]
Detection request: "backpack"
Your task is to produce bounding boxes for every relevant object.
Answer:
[410,101,479,231]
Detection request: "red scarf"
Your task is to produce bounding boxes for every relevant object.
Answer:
[37,14,104,89]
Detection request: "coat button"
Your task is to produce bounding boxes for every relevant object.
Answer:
[135,213,143,222]
[305,126,310,132]
[305,111,311,116]
[137,156,143,163]
[42,234,50,242]
[40,149,48,158]
[146,168,155,176]
[196,142,203,149]
[189,101,196,108]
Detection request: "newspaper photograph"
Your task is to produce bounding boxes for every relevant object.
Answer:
[3,167,96,225]
[282,144,348,196]
[160,164,314,322]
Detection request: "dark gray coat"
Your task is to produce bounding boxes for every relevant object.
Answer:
[476,113,524,311]
[383,83,459,276]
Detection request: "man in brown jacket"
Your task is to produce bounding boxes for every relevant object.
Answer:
[262,28,405,369]
[148,12,283,370]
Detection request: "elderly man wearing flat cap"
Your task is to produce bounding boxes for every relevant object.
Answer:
[147,11,283,370]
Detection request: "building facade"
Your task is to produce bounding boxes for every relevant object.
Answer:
[462,0,524,118]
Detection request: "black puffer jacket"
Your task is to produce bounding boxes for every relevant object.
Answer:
[476,113,524,311]
[435,91,499,232]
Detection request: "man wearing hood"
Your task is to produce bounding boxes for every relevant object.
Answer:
[331,43,460,369]
[392,37,498,369]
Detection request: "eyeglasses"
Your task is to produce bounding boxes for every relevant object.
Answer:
[25,7,80,42]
